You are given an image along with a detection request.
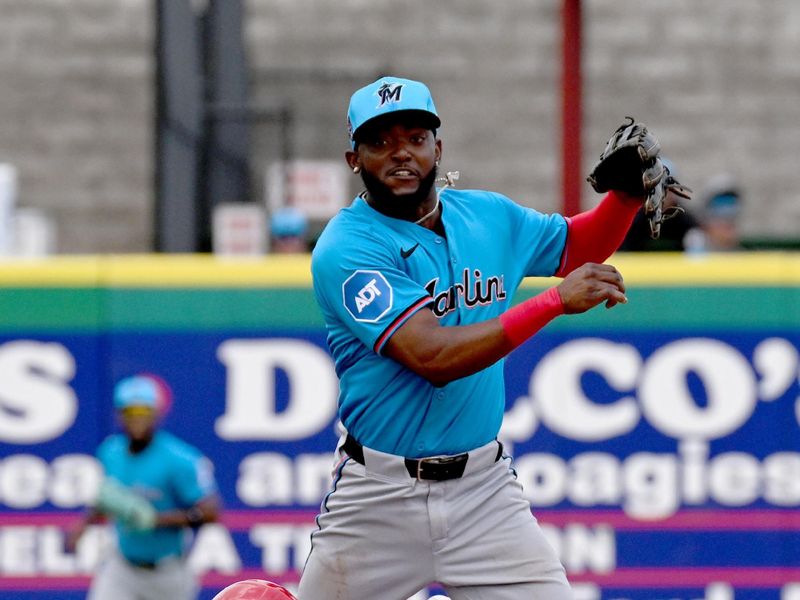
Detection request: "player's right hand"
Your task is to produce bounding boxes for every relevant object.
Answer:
[556,262,627,313]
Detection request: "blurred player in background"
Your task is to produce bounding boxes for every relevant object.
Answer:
[696,173,743,251]
[270,206,310,253]
[299,76,684,600]
[66,374,221,600]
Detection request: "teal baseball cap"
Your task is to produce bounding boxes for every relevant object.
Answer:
[347,76,441,147]
[114,374,173,413]
[270,207,308,238]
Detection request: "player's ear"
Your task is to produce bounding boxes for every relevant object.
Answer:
[434,138,443,164]
[345,149,360,173]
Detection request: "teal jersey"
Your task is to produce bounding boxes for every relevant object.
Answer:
[97,430,217,563]
[312,188,567,457]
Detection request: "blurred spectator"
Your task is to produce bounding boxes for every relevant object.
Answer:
[619,159,699,252]
[694,173,743,252]
[66,374,220,600]
[270,206,310,253]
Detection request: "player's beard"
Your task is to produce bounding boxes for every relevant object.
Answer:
[361,164,438,221]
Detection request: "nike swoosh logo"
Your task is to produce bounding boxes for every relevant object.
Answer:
[400,243,419,259]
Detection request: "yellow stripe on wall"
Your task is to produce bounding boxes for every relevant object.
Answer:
[101,254,312,287]
[613,252,800,285]
[0,256,102,286]
[0,254,313,287]
[523,252,800,288]
[0,252,798,288]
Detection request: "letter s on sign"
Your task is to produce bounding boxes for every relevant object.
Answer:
[0,341,78,444]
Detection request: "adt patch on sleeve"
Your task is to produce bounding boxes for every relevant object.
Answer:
[342,270,393,323]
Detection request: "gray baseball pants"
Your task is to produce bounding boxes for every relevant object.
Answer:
[88,550,198,600]
[298,438,571,600]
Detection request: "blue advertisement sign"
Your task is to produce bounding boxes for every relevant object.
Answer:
[2,327,800,599]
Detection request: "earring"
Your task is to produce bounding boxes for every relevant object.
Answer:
[435,160,440,167]
[353,166,361,174]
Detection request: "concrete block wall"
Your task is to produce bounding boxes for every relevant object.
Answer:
[0,0,797,251]
[245,0,562,219]
[0,0,154,253]
[583,0,800,239]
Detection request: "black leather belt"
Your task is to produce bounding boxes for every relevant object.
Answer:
[343,434,502,481]
[125,557,158,570]
[123,554,182,570]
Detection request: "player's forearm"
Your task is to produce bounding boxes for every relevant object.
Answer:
[430,296,565,381]
[386,318,512,387]
[65,508,105,552]
[556,190,640,276]
[386,289,564,386]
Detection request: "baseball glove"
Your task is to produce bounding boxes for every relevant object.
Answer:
[587,117,692,238]
[95,478,157,531]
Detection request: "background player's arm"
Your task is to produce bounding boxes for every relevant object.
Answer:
[159,454,221,528]
[64,507,105,553]
[384,262,626,386]
[154,493,221,528]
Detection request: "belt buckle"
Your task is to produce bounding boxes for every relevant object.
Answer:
[415,454,465,480]
[415,456,437,480]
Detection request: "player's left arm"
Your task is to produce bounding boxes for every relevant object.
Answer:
[498,188,638,281]
[555,189,642,277]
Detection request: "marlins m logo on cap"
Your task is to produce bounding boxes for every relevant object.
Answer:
[347,76,441,147]
[376,82,403,107]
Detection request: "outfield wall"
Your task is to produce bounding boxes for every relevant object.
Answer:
[0,253,799,600]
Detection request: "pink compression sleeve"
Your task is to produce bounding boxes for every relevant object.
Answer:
[499,286,565,349]
[556,191,640,277]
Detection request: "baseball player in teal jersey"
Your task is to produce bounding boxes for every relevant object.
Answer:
[299,76,669,600]
[67,374,221,600]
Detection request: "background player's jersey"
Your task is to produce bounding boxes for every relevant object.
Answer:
[312,188,567,457]
[97,430,217,563]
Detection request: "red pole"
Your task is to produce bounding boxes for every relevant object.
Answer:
[561,0,582,216]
